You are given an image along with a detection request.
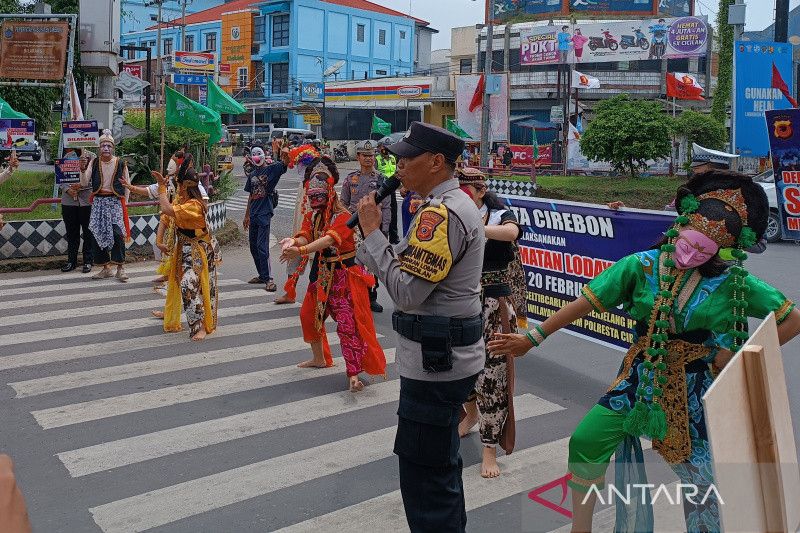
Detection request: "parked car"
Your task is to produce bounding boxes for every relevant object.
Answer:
[753,169,782,242]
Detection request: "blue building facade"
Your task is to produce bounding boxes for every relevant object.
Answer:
[121,0,219,36]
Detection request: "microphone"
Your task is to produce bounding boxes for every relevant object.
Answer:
[346,176,402,228]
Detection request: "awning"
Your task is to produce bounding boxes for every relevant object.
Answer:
[260,2,290,15]
[261,51,290,63]
[512,118,559,130]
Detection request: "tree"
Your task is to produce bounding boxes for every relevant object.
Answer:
[711,0,734,131]
[673,110,727,166]
[579,95,673,178]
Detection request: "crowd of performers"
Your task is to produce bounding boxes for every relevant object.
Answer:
[4,126,800,531]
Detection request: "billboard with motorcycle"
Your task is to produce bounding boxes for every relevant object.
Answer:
[519,15,708,65]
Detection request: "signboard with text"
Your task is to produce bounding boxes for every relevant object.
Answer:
[173,51,216,72]
[501,196,673,349]
[490,0,691,23]
[62,120,99,148]
[520,16,708,65]
[0,20,69,81]
[54,157,81,184]
[122,64,142,79]
[300,81,325,103]
[510,144,553,167]
[173,73,210,86]
[0,118,35,150]
[734,41,794,157]
[765,108,800,241]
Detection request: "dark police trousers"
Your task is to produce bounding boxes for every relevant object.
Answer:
[395,373,480,533]
[62,204,95,265]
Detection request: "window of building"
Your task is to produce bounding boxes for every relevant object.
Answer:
[163,38,173,56]
[271,62,289,93]
[400,30,406,40]
[253,60,265,89]
[271,112,289,128]
[378,29,386,45]
[127,48,135,60]
[184,35,194,52]
[356,23,365,42]
[459,58,472,74]
[272,14,289,47]
[149,40,156,49]
[237,66,249,89]
[253,15,265,44]
[376,69,387,75]
[205,32,216,51]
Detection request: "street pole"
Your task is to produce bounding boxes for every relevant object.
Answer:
[730,0,745,159]
[180,0,188,51]
[479,22,494,168]
[155,1,163,109]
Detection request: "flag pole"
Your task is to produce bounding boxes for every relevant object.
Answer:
[672,96,676,118]
[160,76,166,172]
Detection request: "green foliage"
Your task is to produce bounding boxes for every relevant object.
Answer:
[210,170,236,203]
[711,0,734,131]
[579,95,673,178]
[673,110,727,164]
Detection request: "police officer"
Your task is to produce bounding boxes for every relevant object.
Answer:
[342,140,391,312]
[376,142,400,244]
[356,122,485,533]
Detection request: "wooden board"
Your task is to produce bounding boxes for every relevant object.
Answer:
[703,313,800,532]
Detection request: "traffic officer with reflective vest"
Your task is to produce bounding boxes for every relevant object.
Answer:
[342,140,391,312]
[356,122,485,533]
[376,142,400,244]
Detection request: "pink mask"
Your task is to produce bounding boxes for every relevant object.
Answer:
[674,229,719,269]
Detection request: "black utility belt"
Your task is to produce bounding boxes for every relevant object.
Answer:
[392,311,484,373]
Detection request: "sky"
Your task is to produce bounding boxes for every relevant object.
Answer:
[377,0,800,50]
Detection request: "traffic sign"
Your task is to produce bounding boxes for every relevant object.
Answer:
[549,105,564,124]
[173,73,210,86]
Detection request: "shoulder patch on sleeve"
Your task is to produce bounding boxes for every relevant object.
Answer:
[400,203,453,283]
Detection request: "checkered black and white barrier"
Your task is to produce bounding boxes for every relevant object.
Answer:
[0,201,226,260]
[487,178,538,198]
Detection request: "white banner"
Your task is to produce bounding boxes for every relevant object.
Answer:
[454,73,509,142]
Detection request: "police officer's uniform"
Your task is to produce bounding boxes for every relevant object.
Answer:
[341,141,392,233]
[356,122,485,533]
[376,145,400,243]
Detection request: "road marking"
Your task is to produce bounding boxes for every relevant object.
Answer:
[0,263,156,289]
[58,371,401,478]
[0,312,300,371]
[2,285,263,327]
[88,393,562,533]
[0,271,163,299]
[278,436,571,533]
[11,330,376,396]
[0,301,299,348]
[31,345,394,428]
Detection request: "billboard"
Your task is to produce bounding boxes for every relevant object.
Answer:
[54,158,81,184]
[0,21,70,81]
[0,119,35,150]
[62,120,99,148]
[300,81,325,103]
[455,73,509,142]
[734,41,794,157]
[500,195,673,349]
[490,0,692,23]
[325,77,432,108]
[765,108,800,241]
[173,51,215,72]
[520,16,708,65]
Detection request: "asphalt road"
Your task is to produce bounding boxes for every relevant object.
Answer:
[0,162,798,532]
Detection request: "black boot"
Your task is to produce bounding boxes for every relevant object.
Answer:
[61,262,76,272]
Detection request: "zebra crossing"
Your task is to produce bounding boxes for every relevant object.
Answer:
[225,188,299,213]
[0,262,670,532]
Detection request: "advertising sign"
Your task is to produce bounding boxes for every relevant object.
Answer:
[173,51,216,72]
[455,73,509,142]
[199,85,208,106]
[765,108,800,241]
[501,195,673,349]
[0,20,70,81]
[62,120,99,148]
[734,41,794,157]
[324,77,432,108]
[492,0,563,22]
[300,81,325,103]
[490,0,691,23]
[519,16,708,65]
[122,64,142,79]
[511,144,553,167]
[218,63,231,75]
[54,158,81,184]
[0,118,36,150]
[173,73,210,86]
[570,0,658,13]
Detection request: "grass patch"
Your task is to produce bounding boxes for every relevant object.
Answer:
[0,169,157,221]
[494,174,683,210]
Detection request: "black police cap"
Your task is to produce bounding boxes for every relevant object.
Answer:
[387,122,465,162]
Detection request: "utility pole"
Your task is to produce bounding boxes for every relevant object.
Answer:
[776,0,790,43]
[144,0,166,108]
[729,0,746,157]
[180,0,192,51]
[479,21,494,168]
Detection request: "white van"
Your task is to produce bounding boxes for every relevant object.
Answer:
[269,128,316,141]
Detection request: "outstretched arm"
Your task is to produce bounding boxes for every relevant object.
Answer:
[152,171,175,217]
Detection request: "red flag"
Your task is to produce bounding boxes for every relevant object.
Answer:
[771,62,798,108]
[665,72,704,101]
[469,74,485,112]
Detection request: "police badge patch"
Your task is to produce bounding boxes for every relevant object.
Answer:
[415,210,444,242]
[400,203,453,283]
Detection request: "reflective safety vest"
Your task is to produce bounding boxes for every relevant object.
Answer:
[375,154,396,177]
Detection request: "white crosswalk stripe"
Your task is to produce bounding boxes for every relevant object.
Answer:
[0,263,584,533]
[0,263,157,289]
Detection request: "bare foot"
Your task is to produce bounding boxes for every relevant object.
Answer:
[349,376,364,392]
[481,446,501,478]
[191,330,207,341]
[151,310,164,319]
[458,400,479,437]
[297,359,328,369]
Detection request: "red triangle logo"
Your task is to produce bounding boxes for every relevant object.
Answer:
[528,473,573,519]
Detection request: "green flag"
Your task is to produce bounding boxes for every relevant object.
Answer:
[165,86,222,146]
[446,118,472,139]
[371,115,391,136]
[532,126,539,159]
[0,95,29,119]
[206,79,246,115]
